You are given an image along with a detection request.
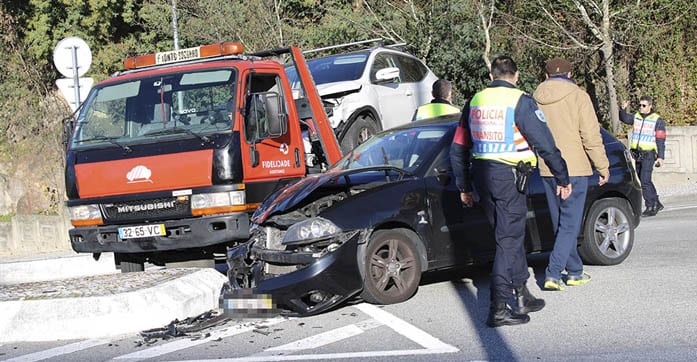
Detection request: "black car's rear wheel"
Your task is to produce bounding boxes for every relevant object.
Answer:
[360,229,422,305]
[579,198,635,265]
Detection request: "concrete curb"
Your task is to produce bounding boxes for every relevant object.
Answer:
[0,253,117,285]
[0,268,227,342]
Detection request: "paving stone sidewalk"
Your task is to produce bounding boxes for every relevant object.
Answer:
[0,268,197,302]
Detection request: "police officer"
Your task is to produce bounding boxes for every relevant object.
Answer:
[620,96,666,216]
[451,55,571,327]
[412,79,460,121]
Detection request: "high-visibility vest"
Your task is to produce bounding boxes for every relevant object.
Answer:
[630,112,659,151]
[413,102,460,121]
[468,87,537,166]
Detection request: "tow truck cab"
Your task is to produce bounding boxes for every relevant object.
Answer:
[65,43,342,271]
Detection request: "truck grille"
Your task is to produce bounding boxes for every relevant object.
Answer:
[101,197,190,224]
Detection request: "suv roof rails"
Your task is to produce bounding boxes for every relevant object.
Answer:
[303,38,406,56]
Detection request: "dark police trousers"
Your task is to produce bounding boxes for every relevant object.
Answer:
[633,149,658,207]
[472,159,530,303]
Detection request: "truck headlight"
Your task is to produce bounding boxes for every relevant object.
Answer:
[69,204,103,226]
[191,190,247,216]
[282,217,341,245]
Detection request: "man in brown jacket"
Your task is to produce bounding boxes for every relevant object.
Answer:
[533,57,610,291]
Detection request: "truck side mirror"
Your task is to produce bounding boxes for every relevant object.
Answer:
[263,92,287,137]
[245,92,287,142]
[62,116,75,150]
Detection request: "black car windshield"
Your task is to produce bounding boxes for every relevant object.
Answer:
[70,69,236,149]
[286,53,368,89]
[332,126,449,173]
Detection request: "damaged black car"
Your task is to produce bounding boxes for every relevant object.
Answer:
[221,116,642,317]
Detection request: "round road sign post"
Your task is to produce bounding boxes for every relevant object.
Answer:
[54,37,92,111]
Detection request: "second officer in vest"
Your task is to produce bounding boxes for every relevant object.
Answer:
[620,96,666,217]
[451,55,571,327]
[412,79,460,121]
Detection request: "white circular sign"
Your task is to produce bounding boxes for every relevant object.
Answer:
[53,36,92,78]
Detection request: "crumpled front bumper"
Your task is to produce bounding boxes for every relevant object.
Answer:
[221,232,364,317]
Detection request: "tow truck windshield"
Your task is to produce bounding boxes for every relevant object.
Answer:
[70,69,237,149]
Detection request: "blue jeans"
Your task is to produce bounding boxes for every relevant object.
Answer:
[542,176,588,279]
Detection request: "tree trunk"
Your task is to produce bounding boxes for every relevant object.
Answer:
[599,0,620,134]
[603,45,621,134]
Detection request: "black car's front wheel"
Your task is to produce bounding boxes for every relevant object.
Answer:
[579,198,635,265]
[360,229,422,305]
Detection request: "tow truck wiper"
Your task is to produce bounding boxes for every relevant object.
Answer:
[75,136,132,153]
[141,127,211,143]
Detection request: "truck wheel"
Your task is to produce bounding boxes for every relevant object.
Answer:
[341,115,378,154]
[165,258,215,269]
[115,253,145,273]
[579,198,635,265]
[360,229,422,305]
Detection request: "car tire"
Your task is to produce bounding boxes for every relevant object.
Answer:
[579,198,635,265]
[360,229,422,305]
[340,115,378,154]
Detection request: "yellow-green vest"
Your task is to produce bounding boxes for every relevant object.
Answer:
[630,112,659,151]
[469,87,537,166]
[413,103,460,121]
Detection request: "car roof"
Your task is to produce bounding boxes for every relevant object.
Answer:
[308,46,418,62]
[389,113,461,132]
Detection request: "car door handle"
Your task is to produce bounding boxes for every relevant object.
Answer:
[405,90,413,96]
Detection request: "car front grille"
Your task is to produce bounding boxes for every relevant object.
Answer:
[101,197,190,224]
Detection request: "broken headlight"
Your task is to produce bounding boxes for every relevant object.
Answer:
[282,217,341,245]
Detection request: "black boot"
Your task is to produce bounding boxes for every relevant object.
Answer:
[514,285,545,314]
[486,302,530,328]
[642,205,658,217]
[656,200,664,212]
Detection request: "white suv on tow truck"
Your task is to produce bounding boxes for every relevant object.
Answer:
[287,39,439,153]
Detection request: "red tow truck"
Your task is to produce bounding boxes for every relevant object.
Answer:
[64,42,343,271]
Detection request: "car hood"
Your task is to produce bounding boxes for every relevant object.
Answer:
[316,81,362,98]
[252,169,344,224]
[252,166,410,224]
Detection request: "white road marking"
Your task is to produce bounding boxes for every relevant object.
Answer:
[164,303,458,362]
[354,303,458,352]
[249,319,382,359]
[113,316,288,361]
[264,324,363,352]
[10,303,457,362]
[171,348,458,361]
[3,338,112,362]
[661,205,697,212]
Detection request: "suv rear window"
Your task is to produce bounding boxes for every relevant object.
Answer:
[397,55,428,83]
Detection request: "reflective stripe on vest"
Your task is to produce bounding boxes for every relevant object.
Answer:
[468,87,537,166]
[630,112,659,151]
[414,103,460,121]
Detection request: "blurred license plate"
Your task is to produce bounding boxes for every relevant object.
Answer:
[221,289,277,317]
[118,224,165,239]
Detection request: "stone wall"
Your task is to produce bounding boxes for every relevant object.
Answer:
[0,215,72,258]
[658,126,697,174]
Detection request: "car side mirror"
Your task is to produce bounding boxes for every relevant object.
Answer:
[374,67,400,84]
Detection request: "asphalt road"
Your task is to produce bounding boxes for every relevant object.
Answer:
[2,196,696,362]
